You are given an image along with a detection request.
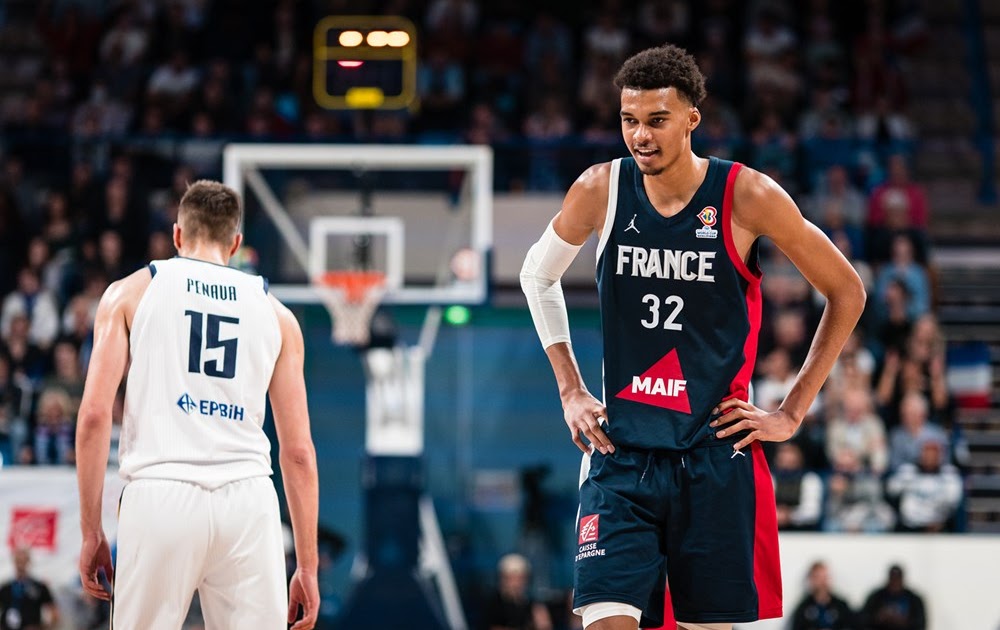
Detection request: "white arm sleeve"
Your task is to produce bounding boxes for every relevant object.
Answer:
[519,221,583,348]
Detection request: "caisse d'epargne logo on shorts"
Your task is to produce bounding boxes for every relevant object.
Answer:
[576,514,606,561]
[579,514,600,544]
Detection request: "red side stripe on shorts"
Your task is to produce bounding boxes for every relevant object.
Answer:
[751,442,783,619]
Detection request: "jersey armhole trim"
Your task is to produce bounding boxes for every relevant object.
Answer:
[148,262,157,278]
[262,276,269,294]
[722,163,762,285]
[595,158,621,262]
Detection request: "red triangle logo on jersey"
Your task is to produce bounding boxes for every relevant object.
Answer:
[615,349,691,413]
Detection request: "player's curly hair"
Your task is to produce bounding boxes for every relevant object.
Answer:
[613,44,707,107]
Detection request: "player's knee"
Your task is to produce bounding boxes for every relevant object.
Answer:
[576,602,641,629]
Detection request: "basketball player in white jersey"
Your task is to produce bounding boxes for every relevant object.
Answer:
[75,180,319,629]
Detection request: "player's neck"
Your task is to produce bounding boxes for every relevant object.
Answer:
[643,151,707,205]
[177,245,230,267]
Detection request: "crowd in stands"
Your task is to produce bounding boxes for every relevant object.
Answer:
[0,0,964,533]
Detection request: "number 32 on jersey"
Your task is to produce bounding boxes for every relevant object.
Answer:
[640,294,684,330]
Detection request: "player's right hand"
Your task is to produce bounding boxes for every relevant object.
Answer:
[288,567,319,630]
[79,530,114,601]
[561,390,614,455]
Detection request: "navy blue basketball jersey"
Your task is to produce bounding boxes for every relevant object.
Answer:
[596,156,762,450]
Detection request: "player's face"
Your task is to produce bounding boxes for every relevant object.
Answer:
[620,88,700,176]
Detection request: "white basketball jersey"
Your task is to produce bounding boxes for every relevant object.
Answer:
[119,257,282,489]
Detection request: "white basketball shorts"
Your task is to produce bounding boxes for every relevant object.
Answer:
[112,476,286,630]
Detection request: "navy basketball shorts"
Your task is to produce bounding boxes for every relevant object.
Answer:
[573,442,782,626]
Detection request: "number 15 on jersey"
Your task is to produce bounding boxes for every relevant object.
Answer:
[185,310,239,379]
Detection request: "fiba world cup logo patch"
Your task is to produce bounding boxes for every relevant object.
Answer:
[696,206,718,239]
[579,514,600,544]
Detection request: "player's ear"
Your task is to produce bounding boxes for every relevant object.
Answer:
[688,107,701,132]
[173,223,182,252]
[229,233,243,257]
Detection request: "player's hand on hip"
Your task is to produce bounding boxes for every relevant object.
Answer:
[79,530,113,601]
[288,567,319,630]
[562,390,614,455]
[710,398,797,453]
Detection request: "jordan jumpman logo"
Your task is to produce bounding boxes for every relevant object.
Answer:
[625,214,640,234]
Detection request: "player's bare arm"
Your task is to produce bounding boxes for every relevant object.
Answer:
[267,294,320,630]
[712,167,867,451]
[524,162,617,455]
[75,269,150,600]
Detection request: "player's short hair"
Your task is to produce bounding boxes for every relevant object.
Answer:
[614,44,707,107]
[179,180,242,244]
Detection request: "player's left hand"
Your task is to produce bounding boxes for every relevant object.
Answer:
[287,567,319,630]
[709,398,798,453]
[79,530,114,601]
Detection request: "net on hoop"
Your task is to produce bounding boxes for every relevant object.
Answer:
[315,271,386,346]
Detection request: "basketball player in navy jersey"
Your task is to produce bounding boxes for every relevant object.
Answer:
[521,45,866,630]
[75,181,319,629]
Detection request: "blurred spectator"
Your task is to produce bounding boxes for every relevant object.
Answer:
[523,96,572,141]
[464,103,509,146]
[583,12,629,63]
[1,268,60,351]
[2,314,48,386]
[887,392,949,471]
[30,387,75,466]
[824,451,895,533]
[873,281,912,358]
[789,561,857,630]
[98,6,149,67]
[417,48,466,133]
[772,442,823,531]
[856,96,914,147]
[0,547,59,630]
[42,339,84,412]
[634,0,689,50]
[523,12,572,72]
[867,155,929,262]
[887,440,962,532]
[826,388,888,475]
[826,330,876,398]
[755,348,796,413]
[146,50,200,122]
[874,235,930,320]
[859,565,926,630]
[805,165,866,249]
[482,553,552,630]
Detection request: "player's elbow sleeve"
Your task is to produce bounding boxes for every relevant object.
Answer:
[520,222,582,349]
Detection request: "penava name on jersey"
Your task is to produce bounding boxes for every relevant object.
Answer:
[187,278,237,301]
[616,245,715,283]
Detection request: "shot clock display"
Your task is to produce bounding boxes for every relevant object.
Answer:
[313,15,418,110]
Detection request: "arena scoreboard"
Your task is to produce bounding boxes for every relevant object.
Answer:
[313,15,418,110]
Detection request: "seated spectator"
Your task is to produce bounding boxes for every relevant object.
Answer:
[826,388,888,475]
[773,442,823,531]
[42,338,85,412]
[808,164,865,222]
[0,547,59,629]
[2,314,49,385]
[888,392,949,471]
[30,387,76,465]
[872,280,912,357]
[824,451,895,533]
[755,347,796,412]
[874,235,930,320]
[1,268,60,350]
[417,47,466,132]
[826,329,876,398]
[867,155,929,263]
[860,565,926,630]
[482,553,552,630]
[887,440,962,532]
[790,561,857,630]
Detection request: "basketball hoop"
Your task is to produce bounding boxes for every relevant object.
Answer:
[315,271,386,346]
